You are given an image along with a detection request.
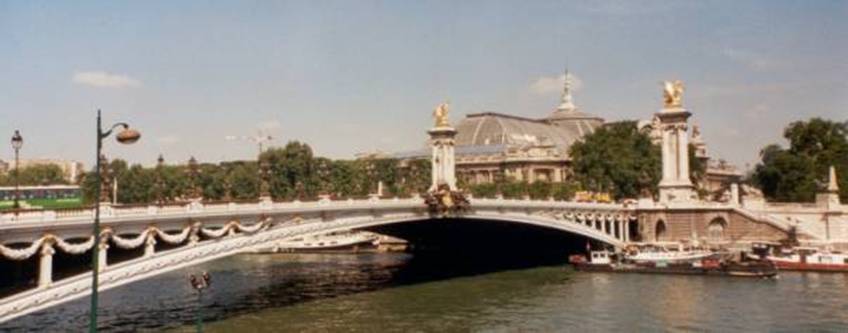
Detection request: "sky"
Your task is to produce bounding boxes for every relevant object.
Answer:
[1,1,846,171]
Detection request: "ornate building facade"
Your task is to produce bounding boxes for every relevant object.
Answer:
[450,71,742,199]
[453,71,603,185]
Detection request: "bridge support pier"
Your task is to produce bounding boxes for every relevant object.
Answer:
[38,241,54,288]
[144,234,156,257]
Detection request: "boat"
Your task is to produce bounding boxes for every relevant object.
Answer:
[247,231,381,254]
[625,243,716,264]
[750,243,848,272]
[571,249,778,278]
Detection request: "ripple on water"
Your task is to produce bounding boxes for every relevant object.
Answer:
[3,254,848,332]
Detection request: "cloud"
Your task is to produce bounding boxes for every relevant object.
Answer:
[72,71,141,88]
[530,73,583,95]
[157,135,180,145]
[721,48,778,71]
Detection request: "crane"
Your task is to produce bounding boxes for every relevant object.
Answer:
[225,130,274,155]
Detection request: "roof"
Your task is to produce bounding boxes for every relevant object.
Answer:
[453,111,603,156]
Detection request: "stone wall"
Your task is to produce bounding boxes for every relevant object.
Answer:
[638,208,788,244]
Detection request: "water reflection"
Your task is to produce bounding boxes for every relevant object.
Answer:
[3,253,848,332]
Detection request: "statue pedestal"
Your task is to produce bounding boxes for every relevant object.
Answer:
[428,126,458,192]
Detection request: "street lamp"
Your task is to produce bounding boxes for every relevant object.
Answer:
[189,272,211,333]
[89,110,140,333]
[10,130,22,209]
[188,156,201,200]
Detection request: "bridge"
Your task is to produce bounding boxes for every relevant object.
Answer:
[0,196,633,322]
[1,101,844,326]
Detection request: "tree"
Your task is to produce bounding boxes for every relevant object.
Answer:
[116,164,154,204]
[10,164,68,186]
[569,121,662,199]
[260,141,316,200]
[399,159,431,195]
[753,118,848,202]
[227,162,259,200]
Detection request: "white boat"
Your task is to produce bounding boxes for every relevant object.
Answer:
[626,243,714,264]
[278,231,379,251]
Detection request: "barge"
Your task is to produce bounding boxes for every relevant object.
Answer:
[570,250,778,278]
[749,243,848,273]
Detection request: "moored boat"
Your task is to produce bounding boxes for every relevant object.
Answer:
[571,248,778,278]
[751,243,848,272]
[625,243,715,264]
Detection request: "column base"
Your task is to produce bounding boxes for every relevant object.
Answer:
[659,186,697,204]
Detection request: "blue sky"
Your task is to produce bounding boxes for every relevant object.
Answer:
[1,1,846,170]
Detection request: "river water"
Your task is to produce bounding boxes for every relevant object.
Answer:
[3,252,848,332]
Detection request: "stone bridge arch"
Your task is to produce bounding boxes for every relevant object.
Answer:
[0,199,632,323]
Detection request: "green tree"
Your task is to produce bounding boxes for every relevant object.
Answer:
[468,183,498,198]
[116,164,154,204]
[260,141,316,200]
[228,162,259,200]
[753,118,848,202]
[569,121,661,199]
[399,159,431,195]
[12,164,68,186]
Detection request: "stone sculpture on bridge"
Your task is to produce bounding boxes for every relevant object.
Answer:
[662,80,684,109]
[433,102,451,128]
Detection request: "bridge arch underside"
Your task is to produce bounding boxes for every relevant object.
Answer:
[362,217,609,267]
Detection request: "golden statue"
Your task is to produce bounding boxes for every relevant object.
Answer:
[662,80,684,108]
[433,102,450,127]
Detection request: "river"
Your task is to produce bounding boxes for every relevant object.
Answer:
[3,252,848,332]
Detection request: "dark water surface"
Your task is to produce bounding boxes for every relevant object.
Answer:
[4,253,848,332]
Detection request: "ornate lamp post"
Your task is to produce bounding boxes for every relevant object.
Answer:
[259,159,271,199]
[155,154,165,205]
[89,110,140,333]
[188,272,211,333]
[188,156,202,200]
[10,130,23,209]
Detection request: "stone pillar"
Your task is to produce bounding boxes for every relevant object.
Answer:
[677,125,690,182]
[656,104,696,203]
[602,220,608,234]
[98,242,109,272]
[428,125,458,191]
[39,241,55,288]
[189,227,200,246]
[623,221,629,242]
[618,220,625,242]
[144,234,156,257]
[730,183,740,206]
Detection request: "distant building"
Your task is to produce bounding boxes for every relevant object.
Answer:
[390,70,741,198]
[0,160,8,175]
[452,71,603,184]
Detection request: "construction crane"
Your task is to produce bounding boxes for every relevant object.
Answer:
[225,130,274,155]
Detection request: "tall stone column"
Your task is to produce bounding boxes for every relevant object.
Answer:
[657,80,696,203]
[429,103,458,191]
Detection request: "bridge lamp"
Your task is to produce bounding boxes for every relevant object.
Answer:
[89,110,141,333]
[10,130,22,210]
[189,272,212,332]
